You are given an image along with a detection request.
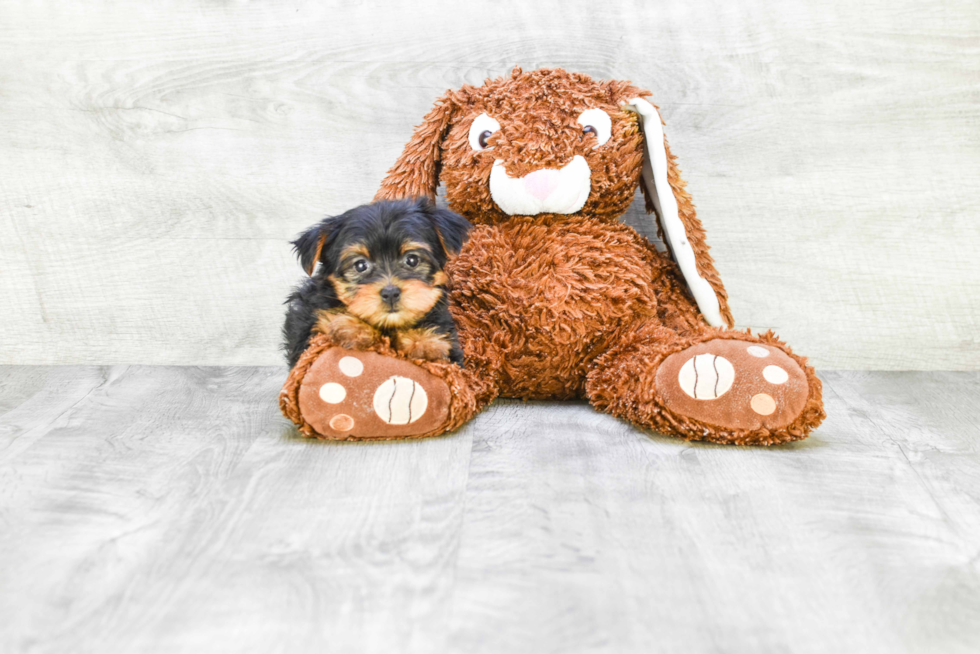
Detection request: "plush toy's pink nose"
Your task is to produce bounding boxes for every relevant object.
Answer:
[523,168,560,200]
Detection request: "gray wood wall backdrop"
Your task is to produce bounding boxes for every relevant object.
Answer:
[1,0,978,368]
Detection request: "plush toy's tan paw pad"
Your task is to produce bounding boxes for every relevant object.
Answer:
[655,339,809,431]
[297,348,451,439]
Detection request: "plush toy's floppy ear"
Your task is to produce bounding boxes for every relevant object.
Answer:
[623,97,734,328]
[375,93,458,201]
[291,217,334,276]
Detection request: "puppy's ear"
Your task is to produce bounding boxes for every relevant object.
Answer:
[291,217,334,276]
[622,96,734,328]
[375,91,459,201]
[422,201,471,256]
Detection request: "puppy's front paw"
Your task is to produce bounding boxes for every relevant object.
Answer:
[315,311,379,350]
[395,328,452,361]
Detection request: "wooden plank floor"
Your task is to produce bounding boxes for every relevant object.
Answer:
[1,367,978,653]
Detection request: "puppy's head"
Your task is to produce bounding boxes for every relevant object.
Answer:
[292,198,470,329]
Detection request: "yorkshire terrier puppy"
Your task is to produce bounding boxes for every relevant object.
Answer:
[282,198,471,369]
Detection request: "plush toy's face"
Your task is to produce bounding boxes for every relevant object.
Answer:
[374,67,736,328]
[439,69,647,225]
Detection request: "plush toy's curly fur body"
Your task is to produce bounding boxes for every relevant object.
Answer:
[448,216,695,399]
[280,68,826,445]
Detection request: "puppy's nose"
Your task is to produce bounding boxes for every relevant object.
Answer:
[523,168,561,200]
[380,285,401,306]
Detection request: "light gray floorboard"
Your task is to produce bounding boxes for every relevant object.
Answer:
[1,367,979,653]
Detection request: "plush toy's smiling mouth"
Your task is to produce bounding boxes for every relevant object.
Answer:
[488,155,591,216]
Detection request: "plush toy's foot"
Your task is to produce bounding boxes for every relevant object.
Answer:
[280,335,496,440]
[587,328,825,445]
[296,348,451,439]
[654,337,815,437]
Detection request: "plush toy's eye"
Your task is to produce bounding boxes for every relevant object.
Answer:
[468,113,501,151]
[577,108,612,147]
[404,253,420,268]
[353,259,369,273]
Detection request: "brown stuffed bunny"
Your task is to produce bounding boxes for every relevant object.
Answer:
[280,68,825,445]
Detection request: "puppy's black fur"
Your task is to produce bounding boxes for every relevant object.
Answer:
[282,198,471,368]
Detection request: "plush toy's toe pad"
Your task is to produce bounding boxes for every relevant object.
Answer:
[297,348,451,439]
[655,339,809,432]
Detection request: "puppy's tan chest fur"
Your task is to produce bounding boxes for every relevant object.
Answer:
[447,217,676,399]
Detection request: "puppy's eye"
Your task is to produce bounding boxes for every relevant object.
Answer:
[353,259,369,273]
[577,108,612,147]
[404,254,420,268]
[468,113,501,151]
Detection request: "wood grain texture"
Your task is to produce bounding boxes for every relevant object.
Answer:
[0,0,978,368]
[1,366,978,653]
[0,365,475,653]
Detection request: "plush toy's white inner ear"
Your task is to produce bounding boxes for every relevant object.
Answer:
[623,97,724,328]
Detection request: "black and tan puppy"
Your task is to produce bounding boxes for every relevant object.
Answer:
[282,198,471,369]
